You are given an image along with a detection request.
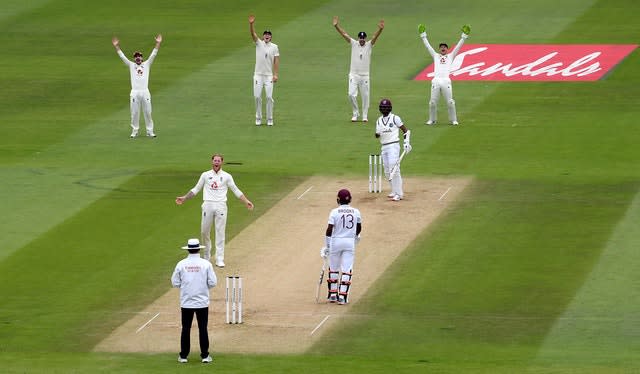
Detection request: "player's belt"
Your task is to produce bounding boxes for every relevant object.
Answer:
[382,141,399,145]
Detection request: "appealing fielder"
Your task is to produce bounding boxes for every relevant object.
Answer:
[249,15,280,126]
[175,154,254,267]
[418,23,471,125]
[375,98,411,201]
[332,16,384,123]
[172,238,217,364]
[112,34,162,138]
[320,189,362,304]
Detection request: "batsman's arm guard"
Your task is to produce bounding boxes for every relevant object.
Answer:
[403,129,411,143]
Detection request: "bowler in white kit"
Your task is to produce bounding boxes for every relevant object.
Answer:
[112,34,162,137]
[418,23,470,125]
[332,16,384,123]
[175,154,254,268]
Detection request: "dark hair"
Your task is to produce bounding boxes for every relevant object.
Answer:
[439,43,449,49]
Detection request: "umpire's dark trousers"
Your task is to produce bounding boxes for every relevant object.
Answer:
[179,307,209,359]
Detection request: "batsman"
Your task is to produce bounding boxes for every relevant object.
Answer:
[320,189,362,305]
[374,98,411,201]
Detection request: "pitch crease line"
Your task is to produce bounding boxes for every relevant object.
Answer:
[297,186,314,200]
[136,312,160,333]
[438,187,452,201]
[310,315,330,336]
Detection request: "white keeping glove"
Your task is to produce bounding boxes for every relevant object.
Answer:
[320,247,329,258]
[404,142,412,154]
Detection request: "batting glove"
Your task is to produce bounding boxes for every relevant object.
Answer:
[355,234,361,245]
[320,247,329,258]
[404,142,412,154]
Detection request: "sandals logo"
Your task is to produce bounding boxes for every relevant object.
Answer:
[415,44,637,81]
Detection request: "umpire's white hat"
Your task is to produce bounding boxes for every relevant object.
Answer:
[181,238,205,250]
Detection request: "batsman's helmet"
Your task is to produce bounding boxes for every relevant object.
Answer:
[337,189,352,205]
[379,98,392,115]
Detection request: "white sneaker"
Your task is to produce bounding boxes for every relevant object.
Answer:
[202,355,213,363]
[338,296,347,305]
[267,119,274,126]
[451,121,459,126]
[178,356,188,363]
[215,259,225,268]
[426,120,435,125]
[328,294,337,303]
[387,193,396,198]
[130,130,138,138]
[255,118,262,126]
[391,194,403,201]
[147,132,157,138]
[351,113,359,122]
[362,117,368,123]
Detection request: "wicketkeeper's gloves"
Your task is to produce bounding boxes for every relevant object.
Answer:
[461,24,471,35]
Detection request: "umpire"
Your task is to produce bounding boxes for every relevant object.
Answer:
[171,238,217,363]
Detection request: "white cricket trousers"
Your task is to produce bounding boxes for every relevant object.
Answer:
[428,77,458,123]
[381,142,403,197]
[130,89,154,134]
[253,74,274,121]
[329,237,355,273]
[200,201,228,262]
[348,73,370,119]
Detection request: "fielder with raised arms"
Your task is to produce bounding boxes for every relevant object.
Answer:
[375,98,411,201]
[249,14,279,126]
[320,189,362,305]
[112,34,162,138]
[419,23,471,125]
[332,16,384,123]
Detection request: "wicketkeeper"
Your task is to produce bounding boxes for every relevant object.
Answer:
[419,23,471,125]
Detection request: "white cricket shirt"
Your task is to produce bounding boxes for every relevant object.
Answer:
[328,204,362,239]
[190,169,244,202]
[171,253,217,308]
[421,35,466,79]
[254,39,279,75]
[349,39,373,76]
[117,48,158,91]
[376,113,404,145]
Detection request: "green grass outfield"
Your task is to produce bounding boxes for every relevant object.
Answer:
[1,0,639,372]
